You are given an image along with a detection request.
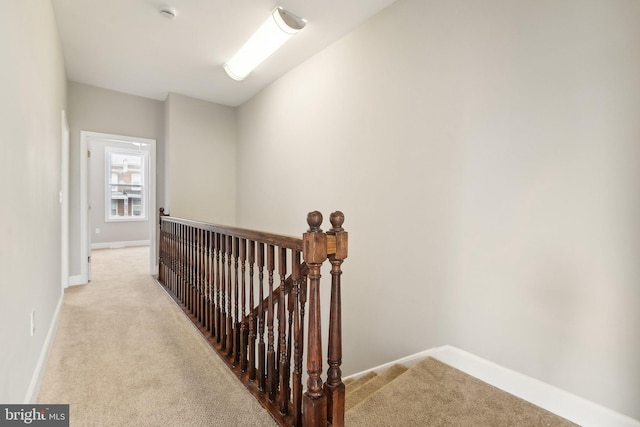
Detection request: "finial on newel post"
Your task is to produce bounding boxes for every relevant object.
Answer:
[324,211,347,427]
[302,211,328,427]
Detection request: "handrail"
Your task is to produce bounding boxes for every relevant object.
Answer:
[159,209,303,251]
[157,208,347,427]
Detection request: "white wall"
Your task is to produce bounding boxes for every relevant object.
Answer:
[0,0,67,402]
[165,93,236,224]
[237,0,640,420]
[68,82,164,275]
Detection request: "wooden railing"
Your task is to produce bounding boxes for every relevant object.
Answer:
[157,209,348,426]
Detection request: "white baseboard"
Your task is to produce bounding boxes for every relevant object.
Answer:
[24,293,64,404]
[68,275,85,287]
[91,240,149,250]
[345,345,640,427]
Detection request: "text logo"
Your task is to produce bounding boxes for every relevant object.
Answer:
[0,405,69,427]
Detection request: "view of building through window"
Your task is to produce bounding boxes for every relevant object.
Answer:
[107,150,145,220]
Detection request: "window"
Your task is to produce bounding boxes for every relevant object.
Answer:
[105,148,147,221]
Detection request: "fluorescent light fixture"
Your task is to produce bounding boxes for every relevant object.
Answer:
[224,7,306,81]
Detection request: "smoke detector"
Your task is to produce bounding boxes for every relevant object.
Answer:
[159,7,177,19]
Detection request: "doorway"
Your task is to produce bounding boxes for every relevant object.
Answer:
[79,131,157,283]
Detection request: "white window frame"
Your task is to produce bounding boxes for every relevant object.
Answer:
[104,146,149,222]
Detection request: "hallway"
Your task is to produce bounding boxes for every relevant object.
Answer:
[37,247,276,426]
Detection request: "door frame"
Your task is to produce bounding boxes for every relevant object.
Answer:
[79,131,157,283]
[61,110,70,289]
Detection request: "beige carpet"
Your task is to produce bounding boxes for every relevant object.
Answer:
[345,357,578,427]
[37,246,277,427]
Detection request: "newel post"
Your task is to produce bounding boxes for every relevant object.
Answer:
[324,211,347,427]
[158,208,169,283]
[302,211,328,427]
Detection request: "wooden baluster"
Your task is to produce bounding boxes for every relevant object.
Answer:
[166,222,171,289]
[204,229,210,332]
[191,226,195,311]
[266,244,277,402]
[193,227,198,320]
[200,228,206,326]
[195,226,200,319]
[248,240,256,380]
[161,220,166,284]
[187,225,192,307]
[186,225,191,311]
[173,222,177,294]
[286,278,295,416]
[184,224,189,306]
[178,223,183,300]
[227,235,234,357]
[172,222,178,294]
[177,224,182,299]
[191,226,196,314]
[257,242,266,392]
[239,238,248,372]
[302,211,328,427]
[184,224,188,305]
[324,211,348,427]
[158,212,164,285]
[174,223,179,298]
[196,227,200,317]
[233,236,240,364]
[175,222,179,294]
[197,228,203,324]
[220,234,227,349]
[182,224,187,305]
[214,231,218,338]
[178,223,184,304]
[291,251,303,426]
[214,232,221,342]
[186,226,195,314]
[167,222,175,293]
[278,247,290,414]
[206,230,212,335]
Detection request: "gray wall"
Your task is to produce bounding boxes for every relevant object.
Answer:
[165,93,236,224]
[237,0,640,420]
[0,0,67,402]
[68,82,164,275]
[88,138,150,246]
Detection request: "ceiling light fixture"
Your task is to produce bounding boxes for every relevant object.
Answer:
[224,7,306,81]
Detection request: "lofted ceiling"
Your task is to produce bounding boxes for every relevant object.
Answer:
[52,0,397,107]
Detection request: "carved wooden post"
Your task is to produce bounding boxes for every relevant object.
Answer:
[291,251,303,426]
[239,238,248,372]
[324,211,347,427]
[302,211,327,427]
[158,208,167,284]
[278,246,289,414]
[266,244,277,401]
[248,240,257,380]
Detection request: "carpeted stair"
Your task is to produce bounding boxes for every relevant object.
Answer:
[344,357,578,426]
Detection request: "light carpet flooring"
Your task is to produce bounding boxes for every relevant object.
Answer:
[344,358,578,426]
[37,246,277,427]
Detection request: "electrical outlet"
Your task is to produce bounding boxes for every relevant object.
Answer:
[30,309,35,336]
[95,228,101,234]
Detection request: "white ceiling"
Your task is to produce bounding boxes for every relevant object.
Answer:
[52,0,397,107]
